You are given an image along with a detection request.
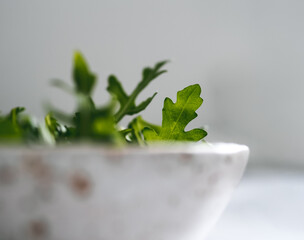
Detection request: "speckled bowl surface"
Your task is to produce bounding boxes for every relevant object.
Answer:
[0,143,249,240]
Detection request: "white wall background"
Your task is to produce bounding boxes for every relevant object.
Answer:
[0,0,303,166]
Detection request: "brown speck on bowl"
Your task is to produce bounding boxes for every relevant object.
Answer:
[69,170,92,198]
[29,219,48,239]
[0,164,17,185]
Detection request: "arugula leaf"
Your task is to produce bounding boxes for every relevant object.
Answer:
[51,79,75,95]
[49,51,123,143]
[107,60,168,122]
[0,118,22,141]
[19,115,40,142]
[0,107,41,143]
[45,113,59,134]
[70,98,124,144]
[73,51,96,95]
[143,84,207,142]
[45,112,71,142]
[72,93,96,137]
[119,128,133,143]
[127,116,160,145]
[0,52,208,146]
[8,107,25,128]
[90,107,118,141]
[49,51,97,127]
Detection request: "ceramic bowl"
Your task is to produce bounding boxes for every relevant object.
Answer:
[0,143,249,240]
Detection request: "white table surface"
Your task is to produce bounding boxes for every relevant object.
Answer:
[206,167,304,240]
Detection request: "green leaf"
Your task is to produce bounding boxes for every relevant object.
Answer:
[143,84,207,142]
[72,94,97,137]
[8,107,25,128]
[44,105,74,125]
[45,112,68,142]
[0,107,40,143]
[70,99,124,144]
[45,113,59,134]
[73,51,96,95]
[38,122,56,145]
[119,128,133,142]
[0,118,22,141]
[19,115,40,142]
[90,105,125,145]
[127,116,160,145]
[0,54,210,146]
[51,79,75,95]
[107,60,168,122]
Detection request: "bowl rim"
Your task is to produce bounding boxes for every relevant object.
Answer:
[0,142,249,156]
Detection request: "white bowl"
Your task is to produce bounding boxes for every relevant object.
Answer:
[0,143,249,240]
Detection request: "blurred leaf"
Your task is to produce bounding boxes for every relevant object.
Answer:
[0,107,40,143]
[50,79,75,95]
[45,112,70,142]
[71,98,123,144]
[45,113,60,134]
[107,60,168,122]
[39,122,56,145]
[8,107,25,126]
[73,51,96,95]
[0,118,22,141]
[127,116,160,145]
[119,128,133,142]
